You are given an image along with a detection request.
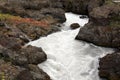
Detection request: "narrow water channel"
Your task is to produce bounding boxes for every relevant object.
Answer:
[28,13,114,80]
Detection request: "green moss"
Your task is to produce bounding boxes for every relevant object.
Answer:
[0,13,14,20]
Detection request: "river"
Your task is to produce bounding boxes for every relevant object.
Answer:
[28,13,114,80]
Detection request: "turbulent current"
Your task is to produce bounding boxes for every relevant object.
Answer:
[28,13,114,80]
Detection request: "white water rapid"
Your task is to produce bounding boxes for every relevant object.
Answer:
[28,13,114,80]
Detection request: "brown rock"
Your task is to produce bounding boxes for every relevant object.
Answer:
[40,8,66,23]
[70,23,80,29]
[61,0,104,15]
[16,70,34,80]
[0,45,47,66]
[28,64,51,80]
[0,35,22,50]
[61,0,90,14]
[11,45,47,66]
[0,23,30,50]
[99,51,120,80]
[0,60,24,80]
[19,45,47,65]
[76,2,120,48]
[0,0,66,24]
[0,45,51,80]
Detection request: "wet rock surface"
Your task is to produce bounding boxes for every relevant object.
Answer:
[70,23,80,29]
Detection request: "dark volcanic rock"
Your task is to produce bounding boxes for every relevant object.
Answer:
[0,45,47,66]
[0,35,22,50]
[89,3,120,25]
[76,21,120,48]
[0,45,50,80]
[12,45,47,66]
[17,23,60,40]
[19,45,47,65]
[0,0,67,79]
[0,59,50,80]
[0,60,25,80]
[0,0,105,17]
[99,51,120,80]
[61,0,90,14]
[28,64,51,80]
[70,23,80,29]
[40,8,66,23]
[76,2,120,48]
[0,0,66,24]
[0,23,30,50]
[61,0,104,15]
[16,70,34,80]
[87,0,104,13]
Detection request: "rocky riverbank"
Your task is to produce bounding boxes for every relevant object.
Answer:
[0,0,120,80]
[74,0,120,80]
[0,0,66,80]
[76,0,120,48]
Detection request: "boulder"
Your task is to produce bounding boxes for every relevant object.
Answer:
[99,51,120,80]
[16,64,51,80]
[16,70,34,80]
[0,60,50,80]
[28,64,51,80]
[87,0,104,13]
[0,22,30,50]
[76,2,120,48]
[17,23,60,40]
[89,3,120,25]
[75,21,120,48]
[0,45,50,80]
[0,45,47,66]
[0,0,66,24]
[61,0,104,15]
[40,8,66,23]
[19,45,47,65]
[61,0,90,14]
[0,60,24,80]
[0,35,22,50]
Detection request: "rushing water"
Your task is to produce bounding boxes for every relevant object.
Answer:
[28,13,114,80]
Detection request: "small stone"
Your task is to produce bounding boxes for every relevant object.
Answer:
[70,23,80,29]
[79,15,88,19]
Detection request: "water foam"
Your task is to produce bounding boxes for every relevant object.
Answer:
[28,13,114,80]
